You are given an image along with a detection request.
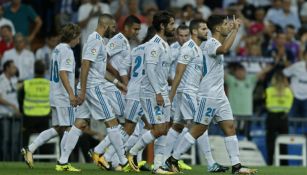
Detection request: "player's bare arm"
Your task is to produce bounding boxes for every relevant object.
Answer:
[59,70,77,107]
[169,63,187,102]
[78,59,91,105]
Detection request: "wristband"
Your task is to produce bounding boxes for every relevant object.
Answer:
[113,79,119,84]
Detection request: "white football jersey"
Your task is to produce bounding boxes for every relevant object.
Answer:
[169,41,181,80]
[106,33,131,76]
[199,37,226,99]
[78,31,109,89]
[126,43,146,100]
[177,39,203,94]
[50,43,75,107]
[140,34,171,97]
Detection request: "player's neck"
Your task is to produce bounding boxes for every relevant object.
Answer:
[212,33,226,43]
[156,32,166,42]
[191,35,201,46]
[95,29,104,38]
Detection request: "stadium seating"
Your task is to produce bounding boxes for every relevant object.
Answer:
[29,134,60,160]
[274,134,306,166]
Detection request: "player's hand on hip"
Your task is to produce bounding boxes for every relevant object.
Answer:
[156,93,164,106]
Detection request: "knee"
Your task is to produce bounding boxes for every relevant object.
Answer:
[74,119,88,131]
[223,123,236,136]
[172,123,184,133]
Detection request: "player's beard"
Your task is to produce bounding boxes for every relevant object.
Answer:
[198,35,207,41]
[165,29,175,37]
[104,27,116,39]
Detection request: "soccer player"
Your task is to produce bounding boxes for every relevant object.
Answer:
[127,11,175,174]
[165,19,229,173]
[21,23,80,170]
[165,15,257,174]
[91,27,156,171]
[106,15,141,85]
[56,14,129,172]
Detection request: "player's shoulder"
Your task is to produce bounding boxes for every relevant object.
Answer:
[87,32,103,42]
[206,37,221,47]
[170,41,181,49]
[181,40,195,52]
[132,43,146,52]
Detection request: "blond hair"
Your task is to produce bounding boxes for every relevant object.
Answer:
[60,23,81,43]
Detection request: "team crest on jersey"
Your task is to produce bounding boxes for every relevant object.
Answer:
[151,50,158,58]
[91,48,97,55]
[183,55,190,61]
[66,58,72,65]
[109,42,115,49]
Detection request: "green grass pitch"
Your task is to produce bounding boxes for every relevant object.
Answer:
[0,162,306,175]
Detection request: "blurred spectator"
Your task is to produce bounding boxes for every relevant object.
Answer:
[264,0,282,24]
[175,4,195,26]
[230,0,256,20]
[20,60,50,147]
[170,0,196,8]
[285,24,300,60]
[283,52,307,118]
[265,70,293,165]
[0,25,14,60]
[300,0,307,28]
[35,32,59,79]
[2,33,35,81]
[4,0,42,43]
[0,5,15,35]
[55,0,81,31]
[116,0,146,31]
[225,64,271,138]
[78,0,110,44]
[0,60,19,116]
[266,0,301,31]
[268,32,295,66]
[195,0,211,20]
[137,7,157,41]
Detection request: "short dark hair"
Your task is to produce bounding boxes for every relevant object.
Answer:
[142,26,156,43]
[189,19,206,33]
[60,23,81,43]
[207,15,226,33]
[124,15,141,27]
[34,60,45,76]
[152,11,174,32]
[46,31,58,39]
[3,60,14,72]
[98,14,114,26]
[176,24,189,34]
[0,25,12,32]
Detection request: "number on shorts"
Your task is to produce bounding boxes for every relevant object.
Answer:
[205,107,216,117]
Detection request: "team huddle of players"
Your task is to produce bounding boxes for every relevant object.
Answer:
[21,11,258,175]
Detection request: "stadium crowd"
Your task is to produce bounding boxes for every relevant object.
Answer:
[0,0,307,171]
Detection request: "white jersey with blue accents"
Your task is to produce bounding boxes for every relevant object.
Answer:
[177,39,203,94]
[199,37,226,99]
[140,34,171,97]
[170,41,181,80]
[106,33,131,76]
[50,43,75,107]
[78,31,109,89]
[126,43,147,100]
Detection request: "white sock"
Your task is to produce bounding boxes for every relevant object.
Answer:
[111,154,120,168]
[154,136,167,170]
[164,128,180,158]
[94,135,111,155]
[224,135,240,165]
[59,126,82,164]
[172,132,195,160]
[28,128,58,153]
[173,127,188,152]
[104,146,116,162]
[107,126,127,165]
[130,130,155,156]
[197,130,215,166]
[60,131,68,156]
[137,149,143,162]
[125,133,140,152]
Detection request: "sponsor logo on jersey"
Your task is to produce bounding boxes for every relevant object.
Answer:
[91,48,97,55]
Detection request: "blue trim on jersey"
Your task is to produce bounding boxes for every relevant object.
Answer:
[184,94,196,116]
[96,34,101,40]
[118,34,123,39]
[146,99,155,124]
[188,42,194,48]
[202,55,207,76]
[115,91,125,115]
[154,38,160,43]
[95,87,111,118]
[128,101,139,121]
[196,98,206,123]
